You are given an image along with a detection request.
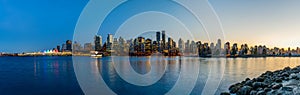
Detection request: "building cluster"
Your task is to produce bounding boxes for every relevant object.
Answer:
[126,31,179,56]
[223,42,300,57]
[89,31,181,56]
[88,30,225,56]
[35,31,300,57]
[43,40,73,54]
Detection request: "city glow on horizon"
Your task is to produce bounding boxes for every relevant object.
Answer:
[211,0,300,49]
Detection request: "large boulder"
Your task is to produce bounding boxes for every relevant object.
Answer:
[252,82,267,90]
[236,86,252,95]
[229,83,243,93]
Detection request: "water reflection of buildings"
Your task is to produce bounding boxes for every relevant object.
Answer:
[33,57,73,79]
[93,56,182,94]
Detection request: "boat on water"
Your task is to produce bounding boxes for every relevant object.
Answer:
[91,51,103,58]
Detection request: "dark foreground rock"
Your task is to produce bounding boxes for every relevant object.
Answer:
[222,66,300,95]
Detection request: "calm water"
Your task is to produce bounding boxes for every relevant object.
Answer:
[0,56,300,95]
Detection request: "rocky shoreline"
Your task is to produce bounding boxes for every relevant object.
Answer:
[221,66,300,95]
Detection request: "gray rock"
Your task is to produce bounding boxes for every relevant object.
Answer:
[256,77,265,82]
[290,73,298,79]
[256,90,266,95]
[293,87,300,94]
[264,88,272,92]
[272,84,282,89]
[252,82,267,89]
[275,79,282,83]
[245,80,253,86]
[227,66,300,95]
[282,86,293,91]
[220,92,230,95]
[237,86,252,95]
[284,67,291,71]
[229,83,243,93]
[250,90,257,95]
[246,78,251,81]
[282,72,289,77]
[266,90,277,95]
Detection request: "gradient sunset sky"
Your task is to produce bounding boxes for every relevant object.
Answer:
[1,0,300,53]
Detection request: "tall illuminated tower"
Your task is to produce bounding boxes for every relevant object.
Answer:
[95,35,102,51]
[107,34,113,50]
[66,40,72,52]
[162,30,166,50]
[156,31,161,43]
[156,31,161,52]
[178,38,184,53]
[57,45,61,52]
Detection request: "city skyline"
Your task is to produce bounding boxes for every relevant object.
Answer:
[7,30,299,58]
[2,1,300,95]
[2,33,300,54]
[2,0,300,52]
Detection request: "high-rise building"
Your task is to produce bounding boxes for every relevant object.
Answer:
[72,41,82,51]
[162,30,166,50]
[136,37,145,53]
[210,43,215,50]
[56,45,61,52]
[84,43,93,51]
[107,34,113,44]
[258,45,263,55]
[185,40,190,53]
[145,39,152,54]
[156,31,161,52]
[224,42,230,55]
[168,37,174,50]
[118,37,125,46]
[62,44,66,52]
[216,39,221,50]
[107,34,113,50]
[94,35,102,51]
[196,41,202,54]
[215,39,222,55]
[66,40,72,52]
[210,42,215,55]
[191,41,197,54]
[156,31,161,42]
[178,38,184,53]
[199,43,211,56]
[239,44,249,55]
[113,38,119,50]
[263,45,267,55]
[152,41,158,52]
[231,43,238,55]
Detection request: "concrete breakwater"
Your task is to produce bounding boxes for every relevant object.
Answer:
[221,66,300,95]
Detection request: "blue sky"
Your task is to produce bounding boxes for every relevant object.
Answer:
[0,0,88,52]
[1,0,300,53]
